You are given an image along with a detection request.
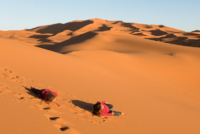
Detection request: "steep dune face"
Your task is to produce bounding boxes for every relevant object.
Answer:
[0,19,200,134]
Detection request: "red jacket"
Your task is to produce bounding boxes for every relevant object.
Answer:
[40,89,57,101]
[97,101,113,116]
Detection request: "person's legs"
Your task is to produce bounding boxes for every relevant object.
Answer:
[31,87,44,96]
[112,111,121,116]
[37,89,45,96]
[31,87,40,94]
[108,110,113,113]
[105,104,113,109]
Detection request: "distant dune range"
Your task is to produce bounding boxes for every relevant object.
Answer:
[0,19,200,134]
[0,18,200,54]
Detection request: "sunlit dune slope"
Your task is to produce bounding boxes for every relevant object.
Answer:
[0,19,200,134]
[1,29,200,134]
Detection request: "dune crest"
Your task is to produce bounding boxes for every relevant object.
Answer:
[0,19,199,53]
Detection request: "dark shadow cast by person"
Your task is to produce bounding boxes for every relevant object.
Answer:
[71,100,94,112]
[23,86,41,99]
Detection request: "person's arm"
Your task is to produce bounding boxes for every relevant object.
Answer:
[52,101,60,106]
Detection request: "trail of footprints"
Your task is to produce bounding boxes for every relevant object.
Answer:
[44,113,80,134]
[0,64,33,85]
[0,83,12,97]
[0,64,110,133]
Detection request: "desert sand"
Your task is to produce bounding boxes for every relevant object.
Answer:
[0,19,200,134]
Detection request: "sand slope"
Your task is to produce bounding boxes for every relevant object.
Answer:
[0,19,200,134]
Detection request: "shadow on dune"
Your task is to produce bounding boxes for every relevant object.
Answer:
[192,39,200,47]
[36,31,98,53]
[121,23,139,32]
[34,44,56,50]
[95,24,112,31]
[184,32,200,36]
[28,20,94,35]
[29,34,52,43]
[192,30,200,32]
[146,36,200,46]
[186,39,200,47]
[23,86,41,99]
[164,34,177,38]
[149,29,168,36]
[71,100,94,112]
[132,32,146,36]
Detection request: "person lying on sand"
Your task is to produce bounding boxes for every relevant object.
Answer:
[31,87,60,106]
[93,101,126,116]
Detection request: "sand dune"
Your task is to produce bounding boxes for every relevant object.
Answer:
[0,19,200,134]
[1,19,199,50]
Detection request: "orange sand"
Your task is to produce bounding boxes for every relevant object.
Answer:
[0,19,200,134]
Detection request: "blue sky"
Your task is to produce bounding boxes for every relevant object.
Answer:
[0,0,199,32]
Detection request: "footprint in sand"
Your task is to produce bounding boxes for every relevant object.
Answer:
[44,114,80,134]
[0,66,33,85]
[12,92,28,102]
[12,90,41,106]
[43,107,51,110]
[0,83,11,97]
[41,105,64,114]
